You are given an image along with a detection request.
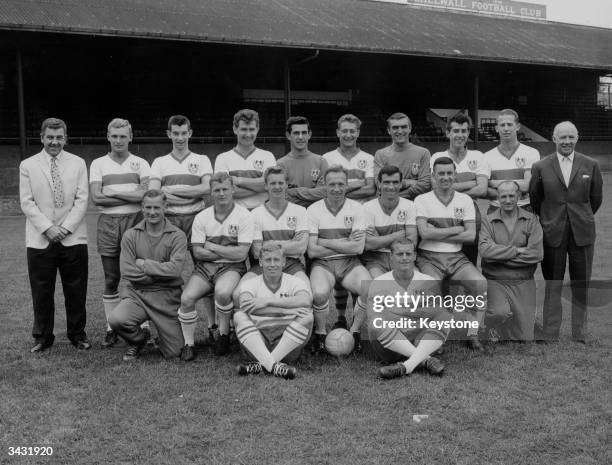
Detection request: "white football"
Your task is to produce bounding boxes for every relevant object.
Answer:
[325,328,355,356]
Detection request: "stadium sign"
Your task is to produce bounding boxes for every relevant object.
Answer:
[375,0,546,20]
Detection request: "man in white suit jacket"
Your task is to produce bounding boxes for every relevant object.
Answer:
[20,118,91,352]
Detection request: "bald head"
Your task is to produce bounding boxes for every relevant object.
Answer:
[497,181,519,212]
[552,121,578,157]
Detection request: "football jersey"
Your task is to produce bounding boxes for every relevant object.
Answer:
[485,144,540,207]
[277,152,328,189]
[307,198,367,259]
[214,147,276,210]
[430,150,490,183]
[239,273,312,327]
[89,153,150,214]
[363,197,417,253]
[322,149,374,180]
[150,152,213,214]
[368,270,439,320]
[251,201,308,259]
[414,190,475,253]
[191,203,254,263]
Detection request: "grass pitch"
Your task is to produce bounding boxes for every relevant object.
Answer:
[1,176,612,464]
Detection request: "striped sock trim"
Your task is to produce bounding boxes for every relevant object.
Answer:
[285,321,309,344]
[379,327,401,348]
[102,293,120,303]
[178,310,198,324]
[313,301,329,314]
[236,324,259,343]
[215,301,234,315]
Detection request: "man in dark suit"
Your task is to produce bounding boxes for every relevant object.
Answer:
[529,121,603,343]
[19,118,90,352]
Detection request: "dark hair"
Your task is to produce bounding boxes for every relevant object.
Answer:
[390,238,415,253]
[377,165,403,183]
[432,156,456,172]
[446,112,472,131]
[285,116,310,134]
[168,115,191,131]
[40,117,67,135]
[386,112,411,129]
[233,109,259,128]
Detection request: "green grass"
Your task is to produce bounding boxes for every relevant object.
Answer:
[2,176,612,464]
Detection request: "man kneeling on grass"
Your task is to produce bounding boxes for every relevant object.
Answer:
[367,239,449,379]
[234,242,313,379]
[109,190,187,361]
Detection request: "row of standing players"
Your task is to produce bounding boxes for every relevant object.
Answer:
[22,109,603,379]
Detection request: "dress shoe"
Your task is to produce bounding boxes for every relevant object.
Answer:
[72,338,92,350]
[30,336,54,353]
[30,341,52,353]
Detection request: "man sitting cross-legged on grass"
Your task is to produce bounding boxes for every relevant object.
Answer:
[234,242,313,379]
[368,239,449,379]
[179,172,254,360]
[109,190,187,361]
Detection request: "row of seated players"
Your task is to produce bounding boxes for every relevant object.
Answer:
[92,109,537,356]
[107,159,542,380]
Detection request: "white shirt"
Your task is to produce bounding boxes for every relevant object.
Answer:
[557,152,574,187]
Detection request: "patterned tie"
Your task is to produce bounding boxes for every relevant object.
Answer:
[50,156,64,208]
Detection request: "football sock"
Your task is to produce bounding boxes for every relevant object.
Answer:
[235,314,274,372]
[312,301,329,335]
[102,293,120,331]
[333,287,348,318]
[203,295,216,330]
[349,296,367,333]
[215,300,234,335]
[403,338,444,374]
[379,327,415,358]
[178,308,198,346]
[270,321,310,362]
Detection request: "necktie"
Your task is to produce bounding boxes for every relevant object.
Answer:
[561,157,571,186]
[50,157,64,208]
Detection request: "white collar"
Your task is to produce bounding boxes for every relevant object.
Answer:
[557,152,574,163]
[43,150,64,164]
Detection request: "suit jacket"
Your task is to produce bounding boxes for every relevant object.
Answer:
[19,149,89,249]
[529,151,603,247]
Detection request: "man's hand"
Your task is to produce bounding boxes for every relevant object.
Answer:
[349,230,365,241]
[292,307,312,318]
[365,226,379,236]
[402,179,417,189]
[102,187,119,197]
[135,258,145,270]
[44,225,67,243]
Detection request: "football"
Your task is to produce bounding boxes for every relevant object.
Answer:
[325,328,355,357]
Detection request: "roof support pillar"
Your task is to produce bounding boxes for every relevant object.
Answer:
[283,58,291,152]
[473,72,479,150]
[17,47,27,160]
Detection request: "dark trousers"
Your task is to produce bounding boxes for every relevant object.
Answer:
[27,243,88,344]
[541,223,593,340]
